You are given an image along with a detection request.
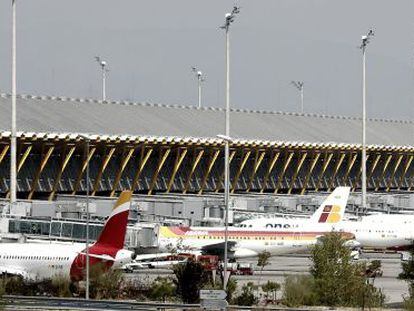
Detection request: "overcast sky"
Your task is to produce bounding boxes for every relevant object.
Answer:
[0,0,413,120]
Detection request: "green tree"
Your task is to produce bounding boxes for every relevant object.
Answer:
[310,232,384,307]
[173,261,208,303]
[257,250,271,290]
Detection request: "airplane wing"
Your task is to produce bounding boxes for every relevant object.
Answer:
[0,266,33,279]
[200,241,238,258]
[79,252,116,261]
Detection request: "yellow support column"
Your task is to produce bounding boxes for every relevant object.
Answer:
[49,146,76,201]
[288,152,307,194]
[315,152,333,192]
[214,150,236,193]
[91,147,116,196]
[6,144,33,198]
[148,148,171,195]
[260,151,280,193]
[352,154,370,192]
[246,150,266,192]
[327,153,346,192]
[300,152,320,195]
[342,153,358,186]
[166,148,188,193]
[386,154,403,192]
[28,146,55,200]
[398,155,413,190]
[0,145,10,165]
[231,150,251,193]
[374,154,393,191]
[110,148,135,197]
[198,149,220,195]
[365,153,381,191]
[183,149,205,194]
[131,147,153,193]
[274,152,294,194]
[72,147,96,195]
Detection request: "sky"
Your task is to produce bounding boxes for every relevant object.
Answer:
[0,0,413,120]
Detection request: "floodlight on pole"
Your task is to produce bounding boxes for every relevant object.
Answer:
[79,134,90,300]
[10,0,17,207]
[95,56,108,101]
[220,5,240,291]
[192,67,205,108]
[359,29,374,214]
[291,81,304,113]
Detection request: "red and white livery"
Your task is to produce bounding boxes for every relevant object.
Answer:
[0,191,134,281]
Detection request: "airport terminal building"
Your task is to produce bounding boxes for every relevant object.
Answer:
[0,93,414,200]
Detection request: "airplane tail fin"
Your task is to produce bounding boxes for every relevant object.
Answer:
[93,191,132,250]
[310,187,350,224]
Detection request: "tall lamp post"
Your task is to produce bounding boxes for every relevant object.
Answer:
[79,135,90,300]
[191,67,205,108]
[360,30,374,213]
[291,81,304,113]
[10,0,17,206]
[220,6,239,290]
[95,56,108,101]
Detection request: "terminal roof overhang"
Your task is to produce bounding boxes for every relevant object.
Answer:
[0,93,413,151]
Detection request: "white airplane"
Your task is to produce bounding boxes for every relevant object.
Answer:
[237,190,414,253]
[0,191,134,281]
[158,187,352,259]
[237,187,350,231]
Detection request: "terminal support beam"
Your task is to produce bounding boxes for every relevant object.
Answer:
[49,145,76,201]
[72,147,96,194]
[132,147,153,193]
[365,154,381,191]
[327,153,346,192]
[260,151,280,193]
[91,147,116,196]
[183,149,205,194]
[198,149,220,195]
[288,152,307,194]
[0,145,10,165]
[166,148,188,193]
[398,155,413,190]
[386,154,403,192]
[342,153,358,186]
[148,148,171,195]
[6,145,32,198]
[214,150,236,193]
[374,154,392,191]
[28,145,55,200]
[110,148,135,197]
[231,150,251,193]
[315,152,333,192]
[246,150,266,192]
[300,152,320,195]
[274,152,294,194]
[352,154,370,192]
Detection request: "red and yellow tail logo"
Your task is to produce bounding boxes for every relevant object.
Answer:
[318,205,342,223]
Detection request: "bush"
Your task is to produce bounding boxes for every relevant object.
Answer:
[89,264,124,299]
[232,282,258,306]
[282,275,317,307]
[148,277,176,302]
[261,280,281,302]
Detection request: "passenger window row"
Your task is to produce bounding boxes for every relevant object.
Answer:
[0,255,69,261]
